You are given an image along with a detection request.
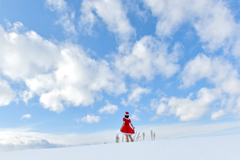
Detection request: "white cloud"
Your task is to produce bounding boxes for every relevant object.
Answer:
[55,13,76,34]
[46,0,76,34]
[143,0,187,37]
[0,26,59,81]
[79,0,97,35]
[81,115,100,123]
[234,97,240,116]
[0,78,16,106]
[130,109,141,121]
[153,88,221,121]
[36,46,126,112]
[143,0,237,52]
[46,0,67,12]
[0,24,126,112]
[19,91,33,104]
[21,114,31,119]
[193,1,236,52]
[99,103,118,114]
[115,36,182,80]
[232,39,240,58]
[79,0,135,42]
[5,21,24,33]
[211,110,225,120]
[177,53,240,119]
[123,0,147,21]
[122,86,150,106]
[180,54,212,88]
[149,116,159,121]
[128,87,150,102]
[131,115,139,121]
[180,53,240,95]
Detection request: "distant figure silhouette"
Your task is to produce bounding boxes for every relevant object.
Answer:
[120,111,135,142]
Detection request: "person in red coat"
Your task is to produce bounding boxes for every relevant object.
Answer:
[120,111,135,142]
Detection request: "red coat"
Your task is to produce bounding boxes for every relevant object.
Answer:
[120,118,135,135]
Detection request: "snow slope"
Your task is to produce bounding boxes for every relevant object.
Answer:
[1,135,240,160]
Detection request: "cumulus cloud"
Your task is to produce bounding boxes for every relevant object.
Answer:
[0,78,16,106]
[79,0,135,43]
[5,21,24,33]
[37,46,126,112]
[152,88,221,121]
[232,39,240,58]
[143,0,238,52]
[122,86,150,106]
[149,53,240,121]
[45,0,76,34]
[55,12,76,34]
[149,116,159,122]
[115,36,182,80]
[0,25,59,81]
[99,103,118,114]
[180,54,240,95]
[81,115,100,123]
[171,53,240,120]
[21,114,31,119]
[46,0,67,11]
[123,0,147,21]
[211,110,225,120]
[0,24,126,112]
[130,109,141,121]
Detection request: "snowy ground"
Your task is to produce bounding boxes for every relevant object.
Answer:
[1,134,240,160]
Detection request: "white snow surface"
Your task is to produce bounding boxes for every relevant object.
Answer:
[1,134,240,160]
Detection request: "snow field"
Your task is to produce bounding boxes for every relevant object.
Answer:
[1,134,240,160]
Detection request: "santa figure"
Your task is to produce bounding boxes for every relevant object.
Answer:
[120,111,135,142]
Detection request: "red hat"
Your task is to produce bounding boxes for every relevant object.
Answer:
[125,112,129,115]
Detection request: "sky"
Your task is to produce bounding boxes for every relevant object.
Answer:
[1,0,240,151]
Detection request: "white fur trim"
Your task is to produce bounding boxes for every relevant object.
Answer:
[121,132,135,135]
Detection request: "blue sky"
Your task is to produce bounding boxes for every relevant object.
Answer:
[1,0,240,151]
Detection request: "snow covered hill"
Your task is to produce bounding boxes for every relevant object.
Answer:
[1,134,240,160]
